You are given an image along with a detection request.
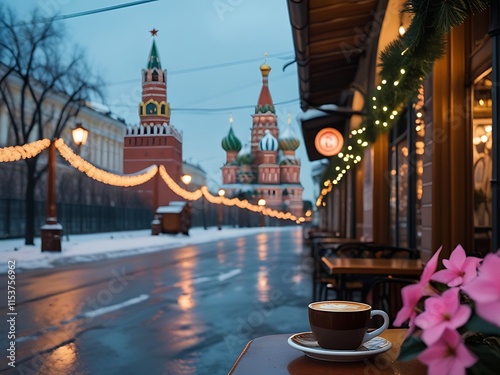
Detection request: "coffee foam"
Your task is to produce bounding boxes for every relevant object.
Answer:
[310,301,370,312]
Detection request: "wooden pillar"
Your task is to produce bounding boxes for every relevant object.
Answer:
[431,25,474,258]
[372,132,390,244]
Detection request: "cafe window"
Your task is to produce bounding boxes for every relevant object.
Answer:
[472,70,492,251]
[389,87,424,250]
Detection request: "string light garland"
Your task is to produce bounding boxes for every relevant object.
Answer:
[1,138,304,223]
[317,0,490,206]
[0,139,51,162]
[56,139,158,186]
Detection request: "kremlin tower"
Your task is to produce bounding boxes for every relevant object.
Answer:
[123,30,183,208]
[220,61,303,217]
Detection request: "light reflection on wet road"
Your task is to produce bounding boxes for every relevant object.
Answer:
[0,227,312,375]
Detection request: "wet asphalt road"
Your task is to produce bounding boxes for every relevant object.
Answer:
[0,227,313,375]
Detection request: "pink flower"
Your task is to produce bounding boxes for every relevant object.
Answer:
[431,245,481,287]
[394,247,442,328]
[414,288,471,345]
[418,328,477,375]
[462,252,500,327]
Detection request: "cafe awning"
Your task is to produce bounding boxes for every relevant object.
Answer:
[287,0,387,160]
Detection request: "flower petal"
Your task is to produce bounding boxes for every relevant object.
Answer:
[475,300,500,327]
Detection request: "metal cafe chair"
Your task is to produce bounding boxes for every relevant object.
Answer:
[314,242,374,301]
[363,276,417,328]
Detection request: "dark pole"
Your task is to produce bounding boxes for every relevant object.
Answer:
[41,140,62,251]
[151,169,161,235]
[201,196,207,230]
[407,104,417,250]
[218,203,223,230]
[490,2,499,253]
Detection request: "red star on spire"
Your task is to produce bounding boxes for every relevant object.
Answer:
[149,28,158,37]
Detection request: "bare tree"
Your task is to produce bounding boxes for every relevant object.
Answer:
[0,7,103,245]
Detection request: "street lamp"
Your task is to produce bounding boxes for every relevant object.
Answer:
[41,123,88,251]
[72,123,88,146]
[181,174,192,186]
[218,188,225,230]
[258,196,266,227]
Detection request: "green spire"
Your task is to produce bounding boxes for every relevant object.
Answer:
[147,40,162,69]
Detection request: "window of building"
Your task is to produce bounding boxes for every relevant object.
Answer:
[472,70,492,250]
[152,71,159,82]
[389,92,424,251]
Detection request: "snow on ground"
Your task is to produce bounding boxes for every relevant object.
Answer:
[0,226,296,273]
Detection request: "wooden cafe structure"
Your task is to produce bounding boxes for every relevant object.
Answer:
[287,0,498,262]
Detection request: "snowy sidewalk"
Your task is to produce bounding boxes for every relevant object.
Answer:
[0,226,295,273]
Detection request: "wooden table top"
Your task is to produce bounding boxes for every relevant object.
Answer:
[322,257,423,276]
[228,329,426,375]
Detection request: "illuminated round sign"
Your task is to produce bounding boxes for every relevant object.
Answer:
[314,128,344,157]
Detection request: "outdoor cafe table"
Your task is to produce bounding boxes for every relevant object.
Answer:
[321,257,424,299]
[228,329,426,374]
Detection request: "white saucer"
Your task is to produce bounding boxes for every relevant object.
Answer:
[287,332,392,362]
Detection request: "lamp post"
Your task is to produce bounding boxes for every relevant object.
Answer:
[258,196,266,227]
[218,188,225,230]
[282,189,290,227]
[41,123,88,251]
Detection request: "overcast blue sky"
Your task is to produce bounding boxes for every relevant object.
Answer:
[7,0,316,202]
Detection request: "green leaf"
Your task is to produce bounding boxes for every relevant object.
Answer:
[463,314,500,336]
[467,340,500,375]
[397,335,426,361]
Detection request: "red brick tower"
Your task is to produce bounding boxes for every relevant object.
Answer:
[123,30,182,209]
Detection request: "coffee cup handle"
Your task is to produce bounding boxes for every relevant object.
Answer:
[362,310,389,344]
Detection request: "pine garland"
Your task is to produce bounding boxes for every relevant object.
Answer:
[318,0,490,205]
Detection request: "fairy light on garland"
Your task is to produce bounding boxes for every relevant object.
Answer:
[56,139,158,186]
[0,139,51,162]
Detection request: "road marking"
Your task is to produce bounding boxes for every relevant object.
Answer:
[79,294,149,318]
[218,269,241,281]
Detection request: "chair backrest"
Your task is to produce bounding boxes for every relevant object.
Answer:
[363,244,420,259]
[363,277,417,328]
[331,242,375,258]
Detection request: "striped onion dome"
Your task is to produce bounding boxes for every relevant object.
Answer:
[221,126,242,152]
[279,157,301,166]
[278,124,300,151]
[236,143,254,165]
[259,130,279,152]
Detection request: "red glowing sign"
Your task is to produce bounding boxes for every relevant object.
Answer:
[314,128,344,157]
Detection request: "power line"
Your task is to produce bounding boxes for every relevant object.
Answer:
[108,51,294,86]
[14,0,158,25]
[110,98,300,113]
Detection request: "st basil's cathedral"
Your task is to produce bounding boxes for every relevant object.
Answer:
[220,62,304,218]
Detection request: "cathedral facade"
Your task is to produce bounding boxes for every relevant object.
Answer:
[220,63,303,217]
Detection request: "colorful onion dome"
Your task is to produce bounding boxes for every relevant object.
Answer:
[221,126,242,152]
[279,157,301,166]
[259,130,279,152]
[236,144,254,165]
[278,124,300,151]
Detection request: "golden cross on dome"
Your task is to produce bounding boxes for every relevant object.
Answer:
[229,112,233,125]
[149,28,159,37]
[287,112,291,125]
[264,52,268,63]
